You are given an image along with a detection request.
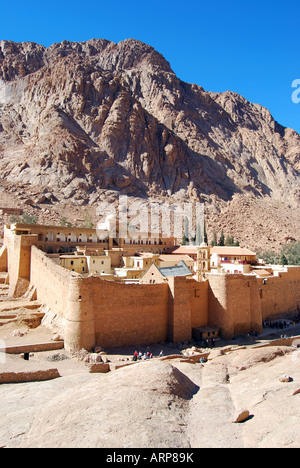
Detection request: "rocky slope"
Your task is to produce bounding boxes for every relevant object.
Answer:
[0,38,300,250]
[0,343,300,448]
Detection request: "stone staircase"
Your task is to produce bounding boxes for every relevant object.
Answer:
[0,273,9,301]
[0,272,43,327]
[0,300,43,327]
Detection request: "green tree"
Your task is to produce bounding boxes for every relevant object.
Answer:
[21,213,37,224]
[182,216,190,245]
[83,213,94,229]
[182,234,188,246]
[281,242,300,265]
[203,219,208,244]
[195,222,202,246]
[281,254,288,265]
[9,214,21,224]
[225,235,235,246]
[211,232,218,247]
[218,230,225,246]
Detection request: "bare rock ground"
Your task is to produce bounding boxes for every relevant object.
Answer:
[0,313,299,449]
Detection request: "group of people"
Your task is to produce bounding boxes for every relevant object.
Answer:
[132,348,164,361]
[201,338,216,349]
[263,319,294,330]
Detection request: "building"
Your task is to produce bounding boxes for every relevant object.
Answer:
[210,246,257,275]
[60,253,112,276]
[167,245,198,260]
[140,260,194,284]
[196,243,211,281]
[158,254,195,272]
[2,221,300,352]
[7,222,177,255]
[60,255,88,274]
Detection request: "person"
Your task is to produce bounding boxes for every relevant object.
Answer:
[159,350,164,357]
[133,350,138,361]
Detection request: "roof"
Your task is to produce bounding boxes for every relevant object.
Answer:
[211,247,256,256]
[170,246,198,255]
[158,254,194,262]
[158,260,193,278]
[252,269,271,277]
[60,255,86,259]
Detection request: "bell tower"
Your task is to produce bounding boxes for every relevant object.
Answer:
[196,242,211,281]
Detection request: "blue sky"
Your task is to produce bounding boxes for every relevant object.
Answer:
[1,0,300,133]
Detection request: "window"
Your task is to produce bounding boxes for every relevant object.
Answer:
[71,261,74,265]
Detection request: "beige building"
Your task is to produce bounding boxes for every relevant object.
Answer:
[158,254,195,272]
[113,267,144,281]
[8,222,177,255]
[140,260,194,284]
[60,255,88,274]
[60,253,111,276]
[87,255,111,275]
[210,246,257,274]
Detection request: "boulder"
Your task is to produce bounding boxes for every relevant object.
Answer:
[88,363,110,374]
[232,409,250,423]
[279,374,292,383]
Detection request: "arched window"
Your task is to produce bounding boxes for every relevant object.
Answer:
[45,231,55,242]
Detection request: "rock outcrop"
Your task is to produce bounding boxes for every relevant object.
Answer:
[1,38,300,249]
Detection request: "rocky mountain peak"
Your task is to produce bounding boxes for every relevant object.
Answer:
[0,38,300,250]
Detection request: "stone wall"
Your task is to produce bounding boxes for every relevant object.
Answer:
[5,228,300,349]
[259,268,300,320]
[208,275,263,339]
[6,232,38,297]
[30,246,73,320]
[188,279,209,329]
[89,277,170,348]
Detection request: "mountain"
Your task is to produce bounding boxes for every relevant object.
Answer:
[0,38,300,250]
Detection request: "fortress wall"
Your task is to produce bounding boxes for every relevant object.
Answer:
[259,267,300,320]
[207,275,262,339]
[208,275,233,338]
[226,275,262,337]
[30,246,73,319]
[87,277,170,348]
[188,278,208,328]
[8,235,38,297]
[168,277,192,343]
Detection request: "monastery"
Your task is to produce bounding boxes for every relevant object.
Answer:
[0,220,300,353]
